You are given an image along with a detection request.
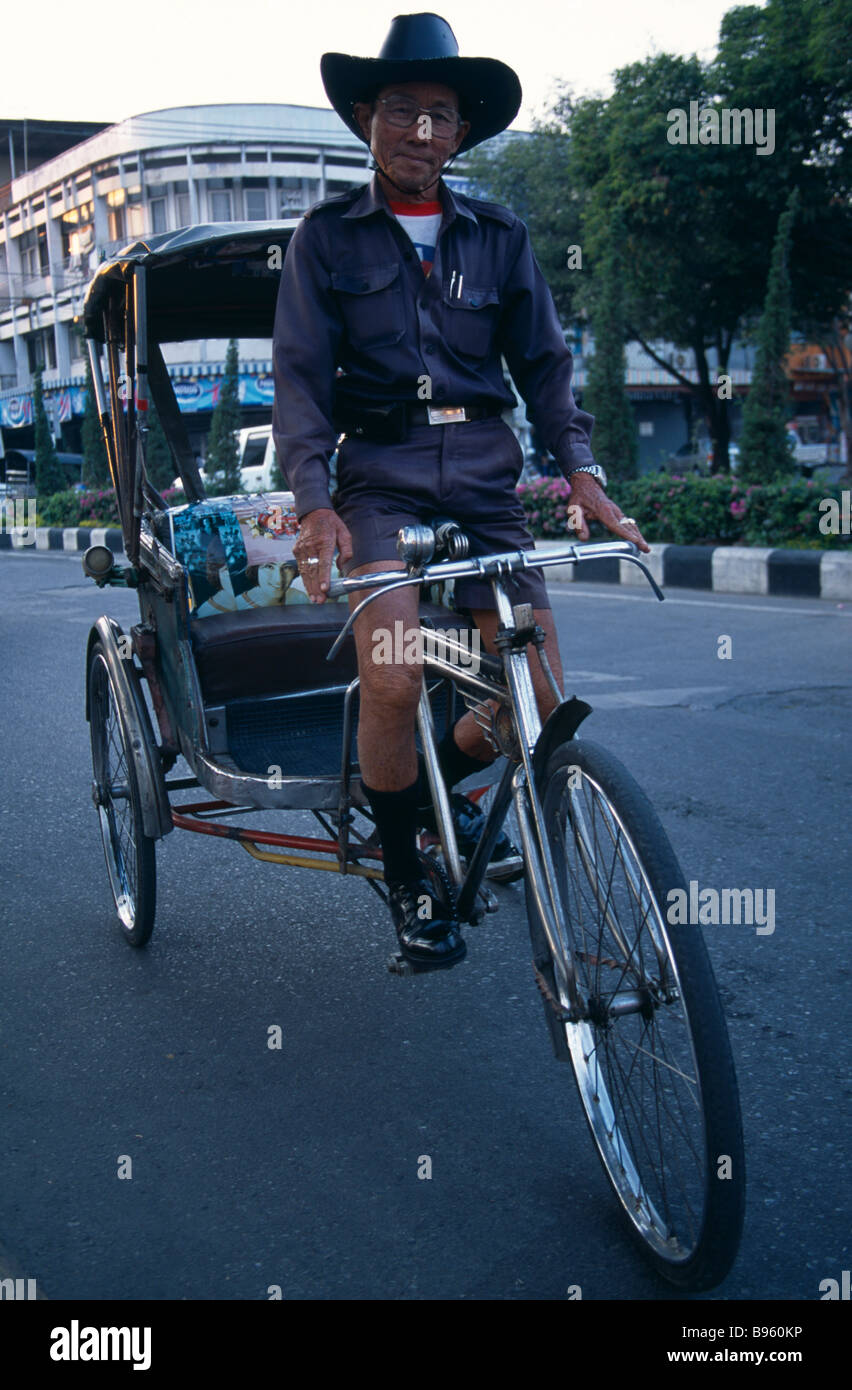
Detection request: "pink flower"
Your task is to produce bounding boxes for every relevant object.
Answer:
[730,500,746,518]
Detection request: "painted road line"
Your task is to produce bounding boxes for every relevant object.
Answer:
[550,587,852,619]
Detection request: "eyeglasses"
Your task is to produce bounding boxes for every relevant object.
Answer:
[376,96,461,137]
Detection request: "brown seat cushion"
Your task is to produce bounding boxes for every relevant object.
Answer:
[190,600,475,703]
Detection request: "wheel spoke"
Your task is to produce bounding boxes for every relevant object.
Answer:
[88,648,155,944]
[535,753,726,1272]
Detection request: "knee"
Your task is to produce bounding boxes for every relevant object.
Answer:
[359,662,422,719]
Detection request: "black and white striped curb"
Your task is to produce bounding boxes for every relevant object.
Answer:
[0,527,124,555]
[3,528,851,600]
[534,541,852,600]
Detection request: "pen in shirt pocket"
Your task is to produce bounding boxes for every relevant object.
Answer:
[448,271,464,299]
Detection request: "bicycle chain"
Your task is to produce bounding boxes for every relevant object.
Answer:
[532,962,574,1022]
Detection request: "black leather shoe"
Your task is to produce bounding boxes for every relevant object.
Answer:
[387,877,466,969]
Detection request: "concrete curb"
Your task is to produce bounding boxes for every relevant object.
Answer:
[0,526,124,554]
[533,541,852,600]
[2,528,850,600]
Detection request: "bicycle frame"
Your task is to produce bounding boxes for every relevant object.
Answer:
[329,538,664,1015]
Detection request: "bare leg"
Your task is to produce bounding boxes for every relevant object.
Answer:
[347,560,421,791]
[452,607,564,758]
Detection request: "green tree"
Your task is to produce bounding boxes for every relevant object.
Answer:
[463,101,585,324]
[143,403,176,494]
[81,354,112,489]
[738,190,799,483]
[206,338,242,495]
[33,370,66,497]
[582,233,638,479]
[467,0,852,473]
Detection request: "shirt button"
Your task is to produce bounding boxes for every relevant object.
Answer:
[425,344,436,356]
[434,384,446,399]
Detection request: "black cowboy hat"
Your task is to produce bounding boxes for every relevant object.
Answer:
[321,12,521,154]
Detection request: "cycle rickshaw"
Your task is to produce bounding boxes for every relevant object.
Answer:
[81,223,745,1291]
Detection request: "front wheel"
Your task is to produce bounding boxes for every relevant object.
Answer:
[88,640,156,946]
[527,738,745,1290]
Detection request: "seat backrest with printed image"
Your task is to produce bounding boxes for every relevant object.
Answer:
[166,492,345,617]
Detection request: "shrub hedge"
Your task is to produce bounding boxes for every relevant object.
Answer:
[36,476,851,551]
[517,473,851,549]
[38,487,183,529]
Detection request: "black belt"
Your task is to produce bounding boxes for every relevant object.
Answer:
[335,400,502,443]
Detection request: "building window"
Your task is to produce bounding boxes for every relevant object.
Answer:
[279,176,306,214]
[174,181,192,226]
[244,187,267,220]
[127,187,144,237]
[61,202,94,259]
[106,187,126,242]
[209,178,233,221]
[26,328,57,373]
[150,197,168,233]
[19,227,48,278]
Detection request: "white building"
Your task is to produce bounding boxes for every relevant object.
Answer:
[0,103,377,446]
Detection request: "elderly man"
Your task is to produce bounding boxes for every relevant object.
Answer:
[273,13,648,970]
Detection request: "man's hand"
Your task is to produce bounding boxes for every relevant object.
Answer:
[567,472,651,553]
[293,508,354,603]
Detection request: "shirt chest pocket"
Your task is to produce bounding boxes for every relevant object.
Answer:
[331,262,404,349]
[441,283,500,360]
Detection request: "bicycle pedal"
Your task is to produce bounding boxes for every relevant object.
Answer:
[478,885,500,913]
[386,950,466,977]
[388,952,414,976]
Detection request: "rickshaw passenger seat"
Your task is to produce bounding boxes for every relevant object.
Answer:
[190,601,472,705]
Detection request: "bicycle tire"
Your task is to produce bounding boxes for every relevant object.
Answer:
[526,737,745,1290]
[88,640,157,947]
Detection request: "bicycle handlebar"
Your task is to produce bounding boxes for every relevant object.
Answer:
[326,538,664,602]
[322,539,663,663]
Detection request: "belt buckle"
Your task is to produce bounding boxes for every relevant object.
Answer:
[426,405,467,425]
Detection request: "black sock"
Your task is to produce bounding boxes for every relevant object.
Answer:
[362,776,422,887]
[416,724,495,824]
[437,723,495,788]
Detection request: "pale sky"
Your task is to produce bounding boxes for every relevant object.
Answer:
[5,0,750,127]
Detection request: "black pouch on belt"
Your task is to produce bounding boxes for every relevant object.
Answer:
[333,400,409,444]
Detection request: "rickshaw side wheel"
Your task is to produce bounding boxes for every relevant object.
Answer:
[87,639,156,947]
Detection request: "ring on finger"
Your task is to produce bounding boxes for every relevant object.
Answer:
[620,516,637,527]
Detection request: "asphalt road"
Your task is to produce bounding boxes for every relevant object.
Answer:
[0,551,849,1302]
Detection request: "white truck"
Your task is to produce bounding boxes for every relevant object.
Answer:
[173,425,279,494]
[785,425,828,472]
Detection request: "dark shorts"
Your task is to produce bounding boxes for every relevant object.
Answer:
[333,416,549,612]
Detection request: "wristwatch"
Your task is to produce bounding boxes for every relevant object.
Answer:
[569,463,608,489]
